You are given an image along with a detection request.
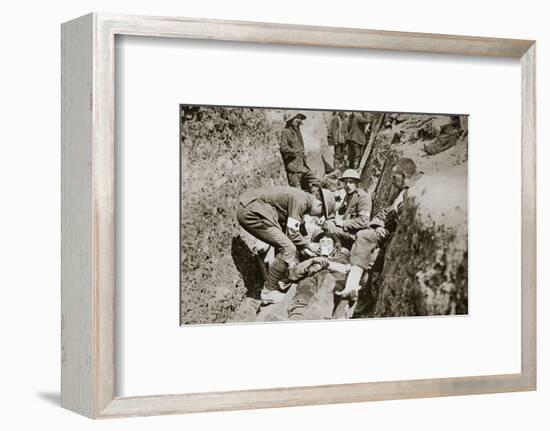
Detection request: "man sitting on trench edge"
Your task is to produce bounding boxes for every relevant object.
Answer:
[321,168,371,250]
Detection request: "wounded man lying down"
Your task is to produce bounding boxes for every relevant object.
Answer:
[285,232,352,320]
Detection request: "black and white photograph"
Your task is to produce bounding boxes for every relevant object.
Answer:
[180,105,468,325]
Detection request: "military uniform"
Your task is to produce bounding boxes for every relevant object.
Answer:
[237,186,315,265]
[323,188,372,249]
[328,114,345,168]
[280,124,319,190]
[287,251,350,321]
[349,185,408,271]
[348,113,371,169]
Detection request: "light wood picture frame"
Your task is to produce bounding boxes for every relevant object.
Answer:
[61,12,536,419]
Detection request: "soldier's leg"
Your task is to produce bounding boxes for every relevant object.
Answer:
[354,143,364,169]
[248,227,296,291]
[347,142,356,169]
[344,140,352,168]
[237,205,297,291]
[288,277,317,320]
[322,220,356,249]
[334,143,342,170]
[349,228,384,271]
[339,227,387,298]
[287,172,301,188]
[301,169,321,192]
[288,271,336,320]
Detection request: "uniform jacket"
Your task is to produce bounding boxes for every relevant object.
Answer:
[338,188,372,232]
[239,186,315,247]
[341,116,351,141]
[280,125,309,173]
[369,186,409,232]
[349,113,371,146]
[328,115,345,145]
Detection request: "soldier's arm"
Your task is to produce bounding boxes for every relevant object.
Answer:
[356,113,370,125]
[369,189,408,228]
[286,195,312,248]
[342,194,372,232]
[288,257,330,282]
[327,261,351,274]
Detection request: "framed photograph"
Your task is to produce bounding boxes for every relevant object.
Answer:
[61,13,536,418]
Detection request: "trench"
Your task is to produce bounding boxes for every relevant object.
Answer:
[181,107,468,324]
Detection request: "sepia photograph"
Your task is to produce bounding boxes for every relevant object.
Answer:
[180,105,468,325]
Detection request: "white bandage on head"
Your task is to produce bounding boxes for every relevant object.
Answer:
[287,216,300,231]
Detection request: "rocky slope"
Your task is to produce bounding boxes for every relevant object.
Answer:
[360,114,468,317]
[180,106,288,324]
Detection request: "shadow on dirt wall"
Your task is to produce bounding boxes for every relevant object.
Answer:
[230,235,265,300]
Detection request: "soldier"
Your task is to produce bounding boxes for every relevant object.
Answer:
[286,232,352,320]
[348,112,371,169]
[328,111,346,170]
[237,186,336,304]
[279,111,320,191]
[321,169,371,250]
[340,112,352,169]
[336,158,419,299]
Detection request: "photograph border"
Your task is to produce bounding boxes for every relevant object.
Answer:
[61,12,536,418]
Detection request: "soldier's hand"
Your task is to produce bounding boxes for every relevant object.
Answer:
[334,214,344,227]
[307,263,323,276]
[310,256,330,269]
[306,242,321,255]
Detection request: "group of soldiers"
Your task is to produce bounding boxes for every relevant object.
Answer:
[328,110,378,171]
[236,110,418,319]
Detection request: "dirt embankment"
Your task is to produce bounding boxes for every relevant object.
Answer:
[180,107,289,324]
[360,114,468,317]
[181,107,333,324]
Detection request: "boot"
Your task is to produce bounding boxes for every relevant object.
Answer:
[261,258,289,304]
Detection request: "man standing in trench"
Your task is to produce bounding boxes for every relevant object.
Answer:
[321,168,371,250]
[279,111,320,191]
[328,111,347,171]
[336,158,419,299]
[237,186,336,304]
[348,111,372,169]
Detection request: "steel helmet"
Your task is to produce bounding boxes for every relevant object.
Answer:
[283,111,307,123]
[341,169,361,181]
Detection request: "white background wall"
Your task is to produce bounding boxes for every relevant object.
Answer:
[0,0,547,428]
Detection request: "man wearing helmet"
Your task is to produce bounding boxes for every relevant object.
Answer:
[322,169,371,250]
[237,186,336,304]
[280,111,320,192]
[336,158,419,300]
